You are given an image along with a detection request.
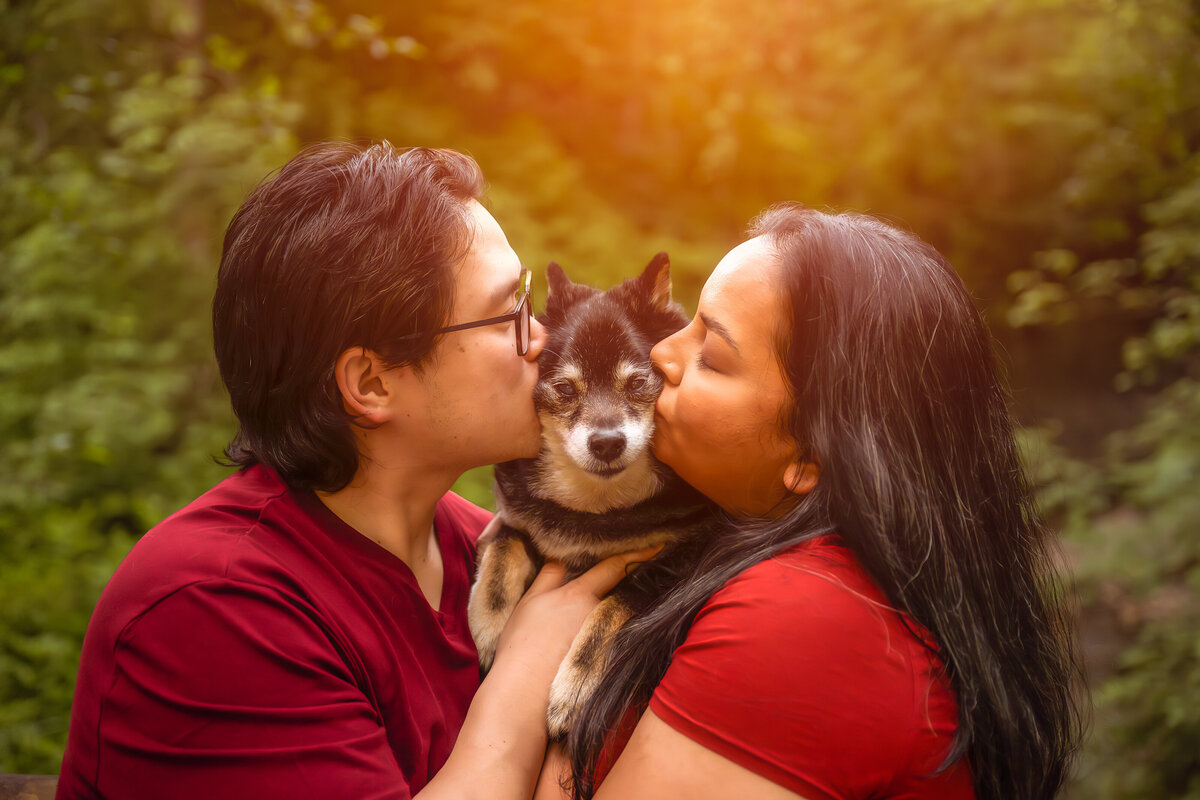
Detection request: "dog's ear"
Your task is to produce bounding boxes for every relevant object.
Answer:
[621,251,688,341]
[546,261,572,299]
[636,252,672,312]
[545,261,596,316]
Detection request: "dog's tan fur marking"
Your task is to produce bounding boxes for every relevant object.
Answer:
[546,595,634,738]
[545,363,585,394]
[467,534,538,672]
[614,361,644,385]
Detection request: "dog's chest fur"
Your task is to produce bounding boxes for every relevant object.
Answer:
[494,457,712,574]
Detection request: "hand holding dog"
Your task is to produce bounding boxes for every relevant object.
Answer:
[494,543,665,680]
[422,543,662,800]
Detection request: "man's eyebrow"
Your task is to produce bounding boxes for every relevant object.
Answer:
[699,312,740,354]
[489,272,521,310]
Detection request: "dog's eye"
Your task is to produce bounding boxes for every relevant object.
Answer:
[553,380,577,398]
[627,375,648,392]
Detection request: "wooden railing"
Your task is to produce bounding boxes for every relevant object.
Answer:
[0,775,57,800]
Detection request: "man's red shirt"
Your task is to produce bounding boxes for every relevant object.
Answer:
[56,465,491,800]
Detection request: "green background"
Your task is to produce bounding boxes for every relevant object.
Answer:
[2,1,1198,796]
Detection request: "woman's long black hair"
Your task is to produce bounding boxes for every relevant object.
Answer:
[566,205,1086,800]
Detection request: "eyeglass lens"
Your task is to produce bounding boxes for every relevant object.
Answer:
[517,295,531,355]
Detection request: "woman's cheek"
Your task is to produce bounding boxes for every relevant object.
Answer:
[679,381,729,433]
[667,390,700,439]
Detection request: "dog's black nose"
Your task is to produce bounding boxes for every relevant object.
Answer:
[587,430,626,462]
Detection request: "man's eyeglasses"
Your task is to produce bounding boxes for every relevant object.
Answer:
[399,268,533,356]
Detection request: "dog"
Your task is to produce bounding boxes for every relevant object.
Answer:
[467,253,717,737]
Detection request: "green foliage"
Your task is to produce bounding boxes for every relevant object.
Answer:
[1095,615,1200,799]
[452,467,497,511]
[1005,5,1200,793]
[0,0,299,772]
[1007,0,1200,370]
[1027,379,1200,799]
[2,0,1199,792]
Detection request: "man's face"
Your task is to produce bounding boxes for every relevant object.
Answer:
[407,200,546,471]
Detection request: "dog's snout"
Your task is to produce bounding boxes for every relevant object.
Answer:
[587,430,626,462]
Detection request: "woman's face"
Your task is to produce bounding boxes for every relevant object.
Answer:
[650,236,800,517]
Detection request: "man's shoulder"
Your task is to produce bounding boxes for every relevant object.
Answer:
[141,465,293,560]
[157,464,290,532]
[98,466,309,619]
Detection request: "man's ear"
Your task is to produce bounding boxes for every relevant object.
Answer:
[545,261,597,317]
[332,347,397,425]
[783,460,820,496]
[636,252,672,312]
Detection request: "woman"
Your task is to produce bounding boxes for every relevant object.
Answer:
[554,204,1085,800]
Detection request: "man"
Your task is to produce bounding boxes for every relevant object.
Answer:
[56,143,651,799]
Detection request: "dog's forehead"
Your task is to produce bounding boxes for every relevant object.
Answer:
[552,298,651,373]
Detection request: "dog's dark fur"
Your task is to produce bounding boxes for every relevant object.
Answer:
[467,254,717,737]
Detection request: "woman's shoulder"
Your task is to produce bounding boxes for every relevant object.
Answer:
[648,534,966,798]
[702,534,896,626]
[693,535,951,700]
[692,534,949,694]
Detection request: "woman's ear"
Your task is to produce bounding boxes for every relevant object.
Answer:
[333,347,397,425]
[783,460,820,496]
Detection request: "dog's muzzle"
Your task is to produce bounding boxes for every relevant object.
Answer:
[587,429,626,463]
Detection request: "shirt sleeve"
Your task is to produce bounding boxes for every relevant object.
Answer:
[94,579,411,800]
[647,558,926,800]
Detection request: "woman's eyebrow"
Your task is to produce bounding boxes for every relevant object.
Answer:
[698,312,740,354]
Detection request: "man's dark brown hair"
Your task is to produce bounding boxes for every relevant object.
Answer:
[212,142,485,492]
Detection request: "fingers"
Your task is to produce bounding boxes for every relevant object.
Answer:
[525,560,569,595]
[523,543,665,600]
[493,545,667,681]
[572,543,665,599]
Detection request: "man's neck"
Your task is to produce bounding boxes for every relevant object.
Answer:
[316,460,459,608]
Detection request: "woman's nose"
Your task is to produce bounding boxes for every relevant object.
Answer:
[650,333,681,385]
[524,314,547,361]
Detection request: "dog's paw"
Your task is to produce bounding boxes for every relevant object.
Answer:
[468,605,504,673]
[546,675,576,740]
[468,529,539,673]
[545,596,632,738]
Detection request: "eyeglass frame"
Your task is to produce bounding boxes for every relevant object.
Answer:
[396,267,533,356]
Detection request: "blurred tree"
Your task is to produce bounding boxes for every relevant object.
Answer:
[1009,1,1200,796]
[0,0,299,770]
[204,0,1143,298]
[1,0,1197,791]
